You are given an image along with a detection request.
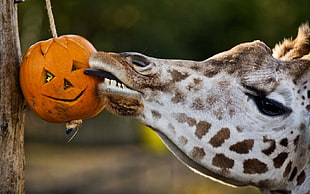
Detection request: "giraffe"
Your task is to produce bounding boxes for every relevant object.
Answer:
[84,24,310,194]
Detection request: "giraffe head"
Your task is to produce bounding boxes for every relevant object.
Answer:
[85,24,310,193]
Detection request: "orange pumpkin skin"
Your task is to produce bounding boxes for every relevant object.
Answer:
[20,35,105,123]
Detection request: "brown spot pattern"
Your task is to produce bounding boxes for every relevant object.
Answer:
[294,135,300,146]
[195,121,211,139]
[213,109,223,120]
[186,78,203,91]
[175,113,197,127]
[212,153,234,169]
[257,179,273,188]
[171,90,185,103]
[283,161,292,177]
[190,147,206,161]
[151,110,161,120]
[294,135,300,152]
[288,167,297,181]
[167,123,176,134]
[168,69,189,82]
[218,80,230,89]
[229,139,254,154]
[243,159,268,174]
[209,128,230,148]
[193,78,202,84]
[206,96,218,107]
[273,152,288,168]
[190,64,201,71]
[262,136,276,155]
[178,136,188,146]
[228,108,235,118]
[296,170,306,185]
[204,68,220,78]
[280,138,288,147]
[191,98,205,110]
[236,126,243,132]
[299,123,306,131]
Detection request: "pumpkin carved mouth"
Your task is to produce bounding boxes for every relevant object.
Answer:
[43,87,87,102]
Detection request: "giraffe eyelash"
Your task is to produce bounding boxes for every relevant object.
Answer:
[242,85,267,96]
[245,92,292,117]
[241,84,291,116]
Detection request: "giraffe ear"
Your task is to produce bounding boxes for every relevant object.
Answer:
[272,23,310,60]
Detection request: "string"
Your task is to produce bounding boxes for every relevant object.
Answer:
[66,119,83,143]
[45,0,58,38]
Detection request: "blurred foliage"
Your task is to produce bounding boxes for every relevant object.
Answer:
[19,0,309,60]
[139,124,168,153]
[26,143,260,194]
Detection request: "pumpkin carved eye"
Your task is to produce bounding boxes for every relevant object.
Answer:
[64,79,73,90]
[72,61,84,72]
[72,64,79,71]
[45,70,55,83]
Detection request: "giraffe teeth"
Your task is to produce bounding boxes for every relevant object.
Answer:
[104,78,127,89]
[104,78,111,85]
[99,78,140,98]
[111,80,117,87]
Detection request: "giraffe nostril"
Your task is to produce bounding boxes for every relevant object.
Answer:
[130,59,150,67]
[119,52,151,67]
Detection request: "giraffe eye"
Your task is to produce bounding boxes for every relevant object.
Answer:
[251,95,291,116]
[257,97,288,116]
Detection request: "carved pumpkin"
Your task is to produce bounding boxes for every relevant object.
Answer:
[20,35,105,123]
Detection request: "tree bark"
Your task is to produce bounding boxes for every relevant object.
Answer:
[0,0,25,193]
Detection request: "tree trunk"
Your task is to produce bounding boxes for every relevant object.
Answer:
[0,0,25,193]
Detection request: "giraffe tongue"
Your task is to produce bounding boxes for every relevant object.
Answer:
[84,69,122,84]
[84,68,142,102]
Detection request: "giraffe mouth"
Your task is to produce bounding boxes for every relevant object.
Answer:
[84,68,141,98]
[84,68,144,116]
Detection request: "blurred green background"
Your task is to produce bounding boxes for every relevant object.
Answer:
[18,0,309,193]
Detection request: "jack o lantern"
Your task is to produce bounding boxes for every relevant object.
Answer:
[20,35,105,123]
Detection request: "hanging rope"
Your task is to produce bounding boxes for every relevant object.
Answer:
[45,0,58,38]
[44,0,83,142]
